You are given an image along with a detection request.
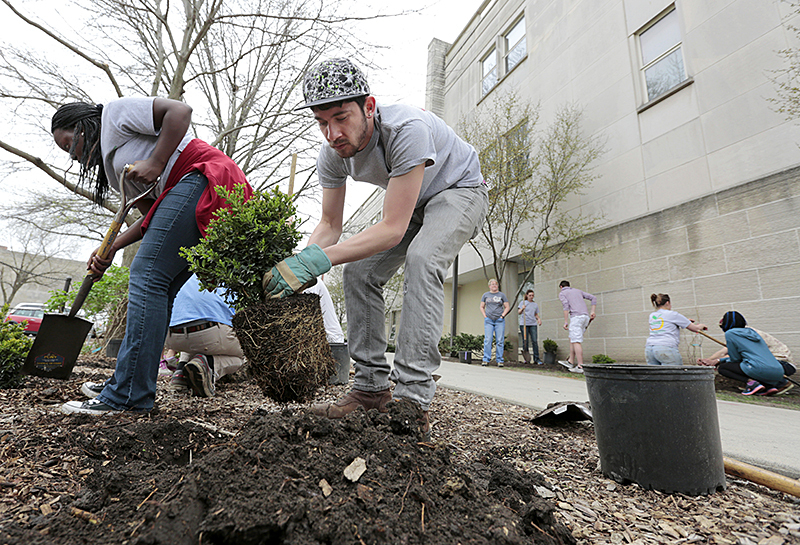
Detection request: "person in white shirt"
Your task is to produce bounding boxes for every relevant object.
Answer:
[646,293,707,365]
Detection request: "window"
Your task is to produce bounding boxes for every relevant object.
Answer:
[639,8,686,102]
[479,119,531,189]
[481,13,526,98]
[482,49,498,96]
[505,17,526,73]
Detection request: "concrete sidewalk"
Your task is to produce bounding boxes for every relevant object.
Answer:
[424,358,800,479]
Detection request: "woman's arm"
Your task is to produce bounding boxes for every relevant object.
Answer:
[126,98,192,186]
[686,322,707,333]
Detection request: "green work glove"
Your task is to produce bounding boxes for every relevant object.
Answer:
[262,244,332,299]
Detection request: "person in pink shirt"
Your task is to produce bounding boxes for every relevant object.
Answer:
[557,280,596,373]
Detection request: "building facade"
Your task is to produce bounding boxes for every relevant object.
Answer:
[430,0,800,362]
[0,246,86,308]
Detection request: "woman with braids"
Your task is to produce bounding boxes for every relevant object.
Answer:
[52,97,252,414]
[645,293,707,366]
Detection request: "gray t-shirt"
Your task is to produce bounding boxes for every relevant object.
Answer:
[316,103,483,207]
[518,300,539,325]
[482,291,508,320]
[646,308,692,348]
[101,97,194,199]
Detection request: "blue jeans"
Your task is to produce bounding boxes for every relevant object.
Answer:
[343,186,488,411]
[520,325,539,362]
[484,317,505,363]
[645,344,683,366]
[97,172,206,411]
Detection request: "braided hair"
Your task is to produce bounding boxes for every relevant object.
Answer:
[51,102,108,204]
[719,311,747,332]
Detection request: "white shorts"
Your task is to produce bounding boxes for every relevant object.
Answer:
[569,315,591,343]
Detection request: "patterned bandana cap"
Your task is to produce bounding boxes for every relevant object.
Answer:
[295,58,370,111]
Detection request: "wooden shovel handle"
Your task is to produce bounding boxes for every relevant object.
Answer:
[695,328,726,347]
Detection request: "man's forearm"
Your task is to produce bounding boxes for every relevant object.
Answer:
[308,221,342,250]
[322,221,405,266]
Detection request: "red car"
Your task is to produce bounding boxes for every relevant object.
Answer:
[4,304,45,335]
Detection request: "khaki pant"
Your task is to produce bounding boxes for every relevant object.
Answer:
[165,323,243,378]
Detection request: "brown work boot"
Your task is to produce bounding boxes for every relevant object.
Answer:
[310,388,391,418]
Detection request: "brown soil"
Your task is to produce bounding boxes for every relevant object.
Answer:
[0,354,798,545]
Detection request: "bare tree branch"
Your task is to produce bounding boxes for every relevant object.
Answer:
[1,0,123,97]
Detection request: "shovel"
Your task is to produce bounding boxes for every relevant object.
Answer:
[23,166,157,379]
[521,303,531,364]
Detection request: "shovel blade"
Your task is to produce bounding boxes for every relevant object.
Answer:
[522,350,531,364]
[23,314,93,379]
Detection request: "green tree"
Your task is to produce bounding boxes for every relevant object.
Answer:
[45,265,130,338]
[45,265,129,319]
[459,92,605,300]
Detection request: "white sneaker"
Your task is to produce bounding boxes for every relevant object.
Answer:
[568,366,584,374]
[557,360,574,369]
[158,356,179,376]
[61,398,121,415]
[81,381,106,399]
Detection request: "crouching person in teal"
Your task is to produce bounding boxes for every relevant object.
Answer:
[708,311,791,396]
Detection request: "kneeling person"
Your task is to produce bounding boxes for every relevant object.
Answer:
[165,274,244,397]
[706,311,792,396]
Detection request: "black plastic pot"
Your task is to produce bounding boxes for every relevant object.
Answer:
[584,364,726,495]
[544,352,557,365]
[105,338,123,359]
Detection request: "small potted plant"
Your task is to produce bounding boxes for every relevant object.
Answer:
[592,354,616,364]
[182,184,335,403]
[543,338,558,366]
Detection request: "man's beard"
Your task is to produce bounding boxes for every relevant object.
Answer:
[330,113,368,158]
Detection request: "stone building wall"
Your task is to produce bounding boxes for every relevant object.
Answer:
[531,165,800,363]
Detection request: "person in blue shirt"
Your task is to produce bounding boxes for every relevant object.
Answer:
[162,274,244,397]
[703,311,791,396]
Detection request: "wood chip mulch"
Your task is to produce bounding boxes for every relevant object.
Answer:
[0,358,798,544]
